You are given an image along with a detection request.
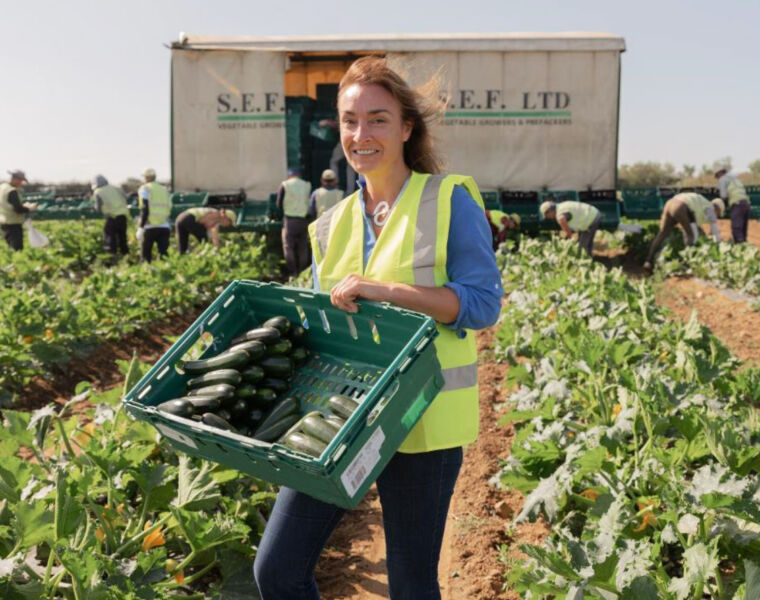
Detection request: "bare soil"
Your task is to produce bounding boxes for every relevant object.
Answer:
[715,219,760,248]
[655,277,760,369]
[314,329,549,599]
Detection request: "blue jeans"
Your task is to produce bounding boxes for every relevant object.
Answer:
[253,447,463,599]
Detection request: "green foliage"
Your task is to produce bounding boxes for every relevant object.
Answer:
[494,238,760,598]
[618,161,679,188]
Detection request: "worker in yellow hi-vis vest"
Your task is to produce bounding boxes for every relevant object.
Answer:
[307,169,344,218]
[485,208,520,251]
[540,200,601,256]
[715,167,751,243]
[137,168,172,263]
[276,167,312,276]
[91,174,129,256]
[253,57,502,599]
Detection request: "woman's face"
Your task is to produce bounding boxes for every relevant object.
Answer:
[338,83,412,178]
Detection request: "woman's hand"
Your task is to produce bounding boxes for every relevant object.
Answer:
[330,274,391,313]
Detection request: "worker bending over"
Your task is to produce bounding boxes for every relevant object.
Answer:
[91,174,129,256]
[715,167,751,243]
[175,207,235,254]
[643,193,724,272]
[485,209,520,251]
[540,200,601,256]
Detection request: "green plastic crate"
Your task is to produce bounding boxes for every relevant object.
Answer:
[746,185,760,219]
[621,188,663,220]
[123,280,443,508]
[481,189,500,211]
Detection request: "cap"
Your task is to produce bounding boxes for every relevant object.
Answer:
[91,174,108,190]
[219,208,236,222]
[142,167,156,179]
[321,169,337,182]
[711,198,725,215]
[509,212,521,226]
[8,170,27,182]
[539,201,555,218]
[287,167,301,177]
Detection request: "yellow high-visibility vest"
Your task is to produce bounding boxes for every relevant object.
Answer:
[314,187,344,217]
[309,172,482,453]
[138,182,172,226]
[0,182,25,225]
[282,177,311,217]
[679,193,713,226]
[556,201,600,231]
[93,184,129,218]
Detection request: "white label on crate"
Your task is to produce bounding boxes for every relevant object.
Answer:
[341,427,385,497]
[156,424,198,449]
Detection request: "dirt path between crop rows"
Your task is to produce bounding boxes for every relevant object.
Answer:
[655,277,760,369]
[716,219,760,248]
[315,329,548,599]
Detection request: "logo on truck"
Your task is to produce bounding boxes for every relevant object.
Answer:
[444,90,572,126]
[216,92,285,129]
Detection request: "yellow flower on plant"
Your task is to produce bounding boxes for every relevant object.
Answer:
[45,329,54,340]
[633,500,657,532]
[579,489,599,502]
[95,527,105,541]
[612,404,622,418]
[22,335,33,344]
[142,521,166,551]
[174,571,185,585]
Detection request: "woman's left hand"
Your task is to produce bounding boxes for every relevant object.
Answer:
[330,274,391,313]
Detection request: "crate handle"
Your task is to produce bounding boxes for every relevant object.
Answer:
[366,378,399,427]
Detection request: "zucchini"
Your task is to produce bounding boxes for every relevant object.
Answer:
[256,397,299,433]
[182,349,249,375]
[260,356,293,379]
[241,365,265,383]
[187,383,235,399]
[234,384,256,399]
[262,315,291,335]
[201,412,236,432]
[288,324,307,344]
[290,346,309,365]
[226,340,266,361]
[157,398,194,418]
[185,395,222,412]
[301,412,341,444]
[253,412,300,443]
[235,424,253,437]
[325,415,346,431]
[216,408,233,422]
[186,369,241,389]
[327,395,360,420]
[252,388,277,407]
[260,378,289,394]
[247,409,265,425]
[230,326,280,346]
[230,398,249,419]
[282,431,326,458]
[266,339,293,356]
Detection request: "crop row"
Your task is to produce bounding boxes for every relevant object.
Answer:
[494,238,760,598]
[0,231,280,401]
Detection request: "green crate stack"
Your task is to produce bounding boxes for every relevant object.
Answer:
[621,188,663,220]
[286,96,316,178]
[745,185,760,219]
[124,280,443,509]
[481,190,500,211]
[501,191,541,231]
[578,190,621,231]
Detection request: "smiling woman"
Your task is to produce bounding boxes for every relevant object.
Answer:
[253,56,504,600]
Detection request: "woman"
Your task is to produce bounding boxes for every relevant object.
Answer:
[174,206,235,254]
[254,57,502,599]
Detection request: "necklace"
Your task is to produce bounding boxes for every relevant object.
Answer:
[370,201,391,227]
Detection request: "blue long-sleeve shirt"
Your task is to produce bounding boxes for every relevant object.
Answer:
[312,182,503,336]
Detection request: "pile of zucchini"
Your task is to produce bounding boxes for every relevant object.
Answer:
[156,316,361,458]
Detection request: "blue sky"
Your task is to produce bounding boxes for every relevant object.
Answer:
[1,0,758,183]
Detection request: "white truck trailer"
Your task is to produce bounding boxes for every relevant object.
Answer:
[170,32,625,198]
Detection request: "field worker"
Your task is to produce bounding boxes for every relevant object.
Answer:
[91,174,129,256]
[540,200,601,256]
[254,56,502,599]
[307,168,344,218]
[643,193,723,272]
[485,208,520,251]
[715,167,751,243]
[137,168,172,263]
[0,169,37,251]
[174,207,235,254]
[276,167,312,276]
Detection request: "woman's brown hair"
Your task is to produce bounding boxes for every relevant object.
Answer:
[338,56,445,174]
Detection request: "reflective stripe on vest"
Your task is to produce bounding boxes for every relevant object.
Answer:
[680,193,711,225]
[187,207,215,220]
[309,171,484,453]
[314,187,343,217]
[139,182,171,225]
[282,177,311,217]
[94,185,128,218]
[556,201,600,231]
[727,178,749,208]
[0,182,25,225]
